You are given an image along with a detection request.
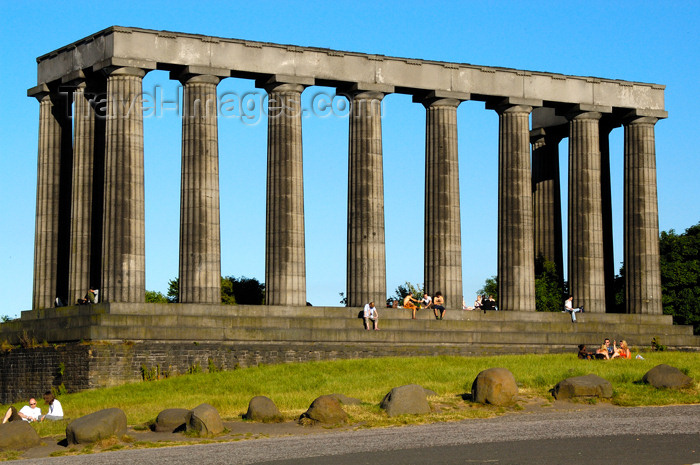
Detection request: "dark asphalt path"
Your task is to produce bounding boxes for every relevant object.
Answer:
[14,405,700,464]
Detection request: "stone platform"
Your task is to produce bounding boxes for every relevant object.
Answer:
[1,304,698,403]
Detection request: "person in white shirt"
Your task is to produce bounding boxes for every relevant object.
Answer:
[2,398,41,423]
[40,391,64,421]
[563,296,583,323]
[363,302,379,331]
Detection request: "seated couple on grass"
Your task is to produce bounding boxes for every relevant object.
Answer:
[579,338,631,360]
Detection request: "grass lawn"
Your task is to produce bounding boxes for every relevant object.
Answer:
[4,351,698,438]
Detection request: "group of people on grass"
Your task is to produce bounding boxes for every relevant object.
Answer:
[2,391,63,423]
[578,338,632,360]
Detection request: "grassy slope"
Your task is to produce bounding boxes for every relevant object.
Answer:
[5,352,699,437]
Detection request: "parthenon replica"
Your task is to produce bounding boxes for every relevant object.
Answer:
[1,27,697,402]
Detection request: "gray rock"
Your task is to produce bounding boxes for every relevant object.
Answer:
[0,421,41,451]
[642,364,694,389]
[380,384,431,417]
[66,408,127,445]
[552,374,613,400]
[329,393,362,405]
[299,395,348,425]
[244,396,283,422]
[154,408,190,432]
[423,388,438,397]
[471,367,518,406]
[186,403,224,436]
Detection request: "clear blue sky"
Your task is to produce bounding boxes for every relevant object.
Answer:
[1,1,698,317]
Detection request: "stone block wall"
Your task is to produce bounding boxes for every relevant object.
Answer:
[2,340,560,403]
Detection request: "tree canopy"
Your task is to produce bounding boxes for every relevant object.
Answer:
[659,222,700,334]
[147,276,265,305]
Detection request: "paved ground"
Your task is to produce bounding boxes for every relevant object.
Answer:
[11,404,700,464]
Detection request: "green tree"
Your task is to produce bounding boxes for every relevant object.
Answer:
[534,255,565,312]
[659,222,700,334]
[393,282,425,301]
[145,290,169,303]
[220,277,237,305]
[167,278,179,303]
[477,276,498,301]
[222,276,265,305]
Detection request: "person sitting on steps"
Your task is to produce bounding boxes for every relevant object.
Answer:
[403,293,421,319]
[433,292,446,320]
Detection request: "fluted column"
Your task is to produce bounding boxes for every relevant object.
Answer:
[178,74,221,303]
[30,87,71,309]
[599,120,617,310]
[264,81,307,306]
[624,116,662,314]
[346,90,386,307]
[494,103,536,311]
[531,127,564,277]
[68,80,98,304]
[101,67,146,303]
[422,97,462,309]
[567,111,606,312]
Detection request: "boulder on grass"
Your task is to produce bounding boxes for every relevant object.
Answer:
[329,393,362,406]
[186,403,224,436]
[552,374,612,400]
[642,364,694,389]
[154,408,190,432]
[0,421,41,451]
[66,408,127,445]
[299,395,348,425]
[380,384,431,417]
[471,367,518,406]
[244,396,282,422]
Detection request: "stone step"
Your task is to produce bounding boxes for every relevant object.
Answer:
[18,303,677,326]
[9,310,694,338]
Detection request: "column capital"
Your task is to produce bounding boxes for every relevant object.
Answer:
[256,74,313,93]
[27,83,50,101]
[565,110,602,121]
[623,114,659,126]
[486,97,541,114]
[413,90,468,108]
[530,126,566,144]
[172,65,229,84]
[177,73,221,86]
[103,66,147,78]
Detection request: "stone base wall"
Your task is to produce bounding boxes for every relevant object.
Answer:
[1,339,578,404]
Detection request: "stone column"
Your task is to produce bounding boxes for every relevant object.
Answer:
[101,67,146,303]
[346,88,387,307]
[28,85,72,309]
[567,110,606,312]
[262,77,311,306]
[531,127,564,278]
[178,74,222,303]
[420,94,464,310]
[599,119,618,310]
[624,115,663,314]
[491,101,537,311]
[68,78,100,304]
